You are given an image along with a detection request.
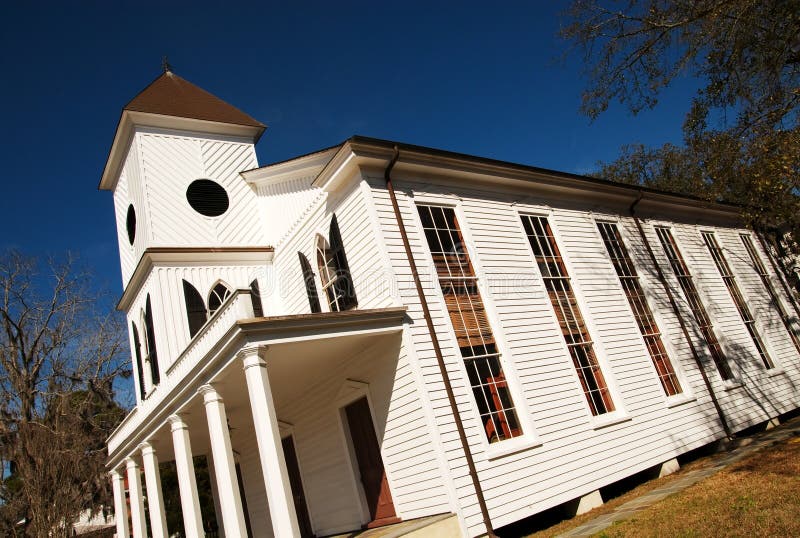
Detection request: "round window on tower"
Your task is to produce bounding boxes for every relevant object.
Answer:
[126,204,136,245]
[186,179,229,217]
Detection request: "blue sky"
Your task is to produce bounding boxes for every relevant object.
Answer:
[0,1,699,306]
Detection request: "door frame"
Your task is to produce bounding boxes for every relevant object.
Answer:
[335,379,398,527]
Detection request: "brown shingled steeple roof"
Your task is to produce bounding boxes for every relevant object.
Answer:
[125,70,265,128]
[100,70,265,190]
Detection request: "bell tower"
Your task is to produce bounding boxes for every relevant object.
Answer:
[100,68,267,286]
[100,69,269,402]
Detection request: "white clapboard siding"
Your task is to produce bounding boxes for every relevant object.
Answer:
[365,174,800,536]
[256,174,326,247]
[272,338,451,535]
[271,179,394,317]
[139,131,263,244]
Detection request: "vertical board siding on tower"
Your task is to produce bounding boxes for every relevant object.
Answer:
[125,264,264,367]
[366,174,800,536]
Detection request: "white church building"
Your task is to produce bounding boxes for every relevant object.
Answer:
[103,70,800,538]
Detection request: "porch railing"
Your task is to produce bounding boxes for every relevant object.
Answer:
[108,289,254,454]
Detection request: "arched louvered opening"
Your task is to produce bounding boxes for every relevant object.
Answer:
[298,252,321,314]
[315,215,357,312]
[316,235,340,311]
[183,280,208,338]
[131,322,146,400]
[249,279,264,318]
[144,295,160,386]
[208,281,232,318]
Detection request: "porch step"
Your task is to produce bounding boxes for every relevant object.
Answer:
[326,513,459,538]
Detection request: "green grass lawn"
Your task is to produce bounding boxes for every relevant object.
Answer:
[598,436,800,537]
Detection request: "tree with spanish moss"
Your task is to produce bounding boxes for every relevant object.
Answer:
[562,0,800,292]
[0,251,129,537]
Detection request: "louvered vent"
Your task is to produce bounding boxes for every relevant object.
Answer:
[126,204,136,244]
[186,179,229,217]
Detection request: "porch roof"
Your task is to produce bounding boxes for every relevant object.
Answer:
[107,300,408,467]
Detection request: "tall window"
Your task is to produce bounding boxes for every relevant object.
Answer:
[598,222,683,396]
[521,215,615,416]
[208,282,232,317]
[741,234,800,355]
[144,295,160,386]
[316,214,357,312]
[655,227,734,380]
[299,253,322,313]
[131,322,146,400]
[183,280,207,337]
[702,232,774,369]
[418,205,521,443]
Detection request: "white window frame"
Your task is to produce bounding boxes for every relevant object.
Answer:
[649,221,742,387]
[592,215,695,407]
[515,205,629,429]
[410,193,540,459]
[697,228,783,375]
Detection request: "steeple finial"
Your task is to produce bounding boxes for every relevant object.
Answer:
[161,56,172,74]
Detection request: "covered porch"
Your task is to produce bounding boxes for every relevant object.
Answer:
[108,292,411,538]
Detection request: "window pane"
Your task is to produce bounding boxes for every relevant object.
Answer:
[655,227,734,380]
[418,205,522,443]
[522,215,615,415]
[597,222,682,396]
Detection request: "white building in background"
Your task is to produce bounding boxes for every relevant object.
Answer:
[102,70,800,538]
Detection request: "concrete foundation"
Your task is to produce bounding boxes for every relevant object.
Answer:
[658,457,681,477]
[575,489,604,515]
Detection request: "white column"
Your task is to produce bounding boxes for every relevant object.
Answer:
[125,457,147,538]
[241,346,301,537]
[169,414,205,538]
[111,469,130,538]
[200,384,249,538]
[141,442,168,538]
[206,451,225,538]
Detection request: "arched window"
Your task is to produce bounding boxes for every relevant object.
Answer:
[208,282,232,317]
[131,322,146,400]
[183,280,207,338]
[144,295,160,386]
[298,252,321,314]
[316,214,357,312]
[249,279,264,318]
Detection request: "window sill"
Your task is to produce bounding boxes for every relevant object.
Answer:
[722,380,743,391]
[766,368,785,378]
[590,412,631,430]
[665,394,697,408]
[485,435,542,461]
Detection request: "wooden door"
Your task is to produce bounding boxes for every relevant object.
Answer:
[344,397,400,528]
[281,436,314,538]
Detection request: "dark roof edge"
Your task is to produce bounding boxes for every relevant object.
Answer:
[345,135,743,211]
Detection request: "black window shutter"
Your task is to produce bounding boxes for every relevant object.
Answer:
[145,296,160,385]
[183,280,208,337]
[329,214,357,310]
[299,253,322,313]
[250,279,264,317]
[131,323,146,400]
